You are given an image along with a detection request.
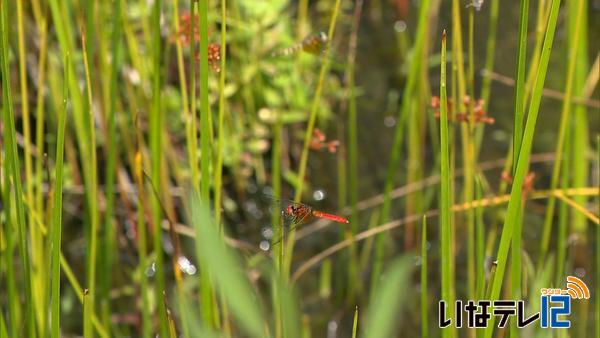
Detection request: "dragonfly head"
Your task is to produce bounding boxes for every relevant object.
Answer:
[285,205,295,216]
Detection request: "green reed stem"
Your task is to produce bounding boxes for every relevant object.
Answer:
[1,1,36,334]
[197,0,218,329]
[101,0,123,328]
[439,30,452,338]
[513,0,529,172]
[81,27,100,336]
[84,289,92,338]
[509,2,530,337]
[3,180,18,338]
[596,135,600,338]
[371,0,430,295]
[475,177,485,301]
[480,0,499,107]
[50,53,69,338]
[186,0,199,189]
[215,0,227,228]
[284,0,343,276]
[16,0,32,213]
[352,306,359,338]
[345,0,363,302]
[148,0,168,335]
[292,0,342,203]
[483,1,562,336]
[214,0,229,333]
[421,216,428,338]
[34,15,48,213]
[538,0,584,269]
[466,6,477,306]
[554,131,571,285]
[198,0,211,202]
[567,0,590,244]
[134,137,151,338]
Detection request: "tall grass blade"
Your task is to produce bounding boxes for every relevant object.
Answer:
[421,216,428,338]
[191,195,267,337]
[284,0,343,276]
[84,289,92,338]
[363,256,414,338]
[371,0,430,294]
[50,53,69,338]
[101,0,124,326]
[1,0,36,334]
[483,0,563,336]
[438,29,453,338]
[197,0,218,328]
[538,0,585,267]
[352,306,359,338]
[148,0,168,335]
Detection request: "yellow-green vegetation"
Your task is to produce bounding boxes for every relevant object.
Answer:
[1,0,597,337]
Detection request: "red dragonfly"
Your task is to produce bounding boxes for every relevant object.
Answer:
[264,196,349,247]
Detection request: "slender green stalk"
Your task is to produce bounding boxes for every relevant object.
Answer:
[47,0,90,194]
[475,177,485,301]
[364,256,414,338]
[568,0,589,252]
[523,0,550,103]
[513,0,530,174]
[596,135,600,338]
[484,1,562,336]
[50,53,69,338]
[81,28,100,337]
[439,30,452,338]
[0,313,7,338]
[347,0,363,225]
[480,0,499,107]
[31,17,49,330]
[421,216,428,338]
[3,154,18,338]
[197,0,218,329]
[554,130,571,284]
[148,0,168,335]
[371,0,430,295]
[84,289,92,338]
[187,1,199,189]
[133,145,151,338]
[214,0,227,228]
[292,0,342,203]
[352,306,359,338]
[198,0,211,202]
[1,1,36,334]
[101,0,123,329]
[466,5,476,307]
[509,3,530,336]
[538,0,584,268]
[191,198,267,337]
[345,0,364,302]
[34,14,48,213]
[284,0,343,276]
[16,0,32,212]
[271,98,284,338]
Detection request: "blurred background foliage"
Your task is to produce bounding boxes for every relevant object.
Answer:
[1,0,598,337]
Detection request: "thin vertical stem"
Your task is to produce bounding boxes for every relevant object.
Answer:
[50,55,69,338]
[439,29,452,338]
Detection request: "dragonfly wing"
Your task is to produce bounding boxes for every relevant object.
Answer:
[270,210,311,248]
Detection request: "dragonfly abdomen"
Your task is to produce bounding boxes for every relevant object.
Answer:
[311,210,349,224]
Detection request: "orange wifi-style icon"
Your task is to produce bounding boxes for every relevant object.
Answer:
[565,276,590,299]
